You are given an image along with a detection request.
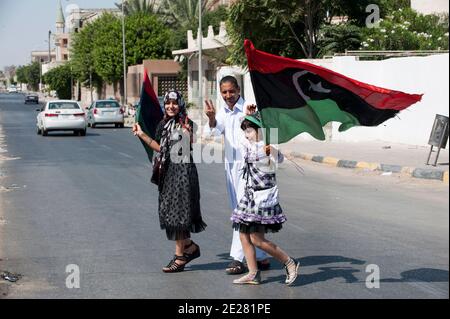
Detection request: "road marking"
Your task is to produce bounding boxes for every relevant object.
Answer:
[100,145,112,150]
[118,152,133,159]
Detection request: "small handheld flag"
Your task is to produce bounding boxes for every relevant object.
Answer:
[135,68,164,161]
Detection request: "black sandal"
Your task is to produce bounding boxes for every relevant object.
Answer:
[184,241,201,263]
[162,255,187,273]
[226,260,246,275]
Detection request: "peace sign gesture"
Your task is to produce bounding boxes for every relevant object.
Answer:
[204,99,216,120]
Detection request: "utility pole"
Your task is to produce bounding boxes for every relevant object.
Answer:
[48,30,52,63]
[198,0,202,113]
[121,0,127,106]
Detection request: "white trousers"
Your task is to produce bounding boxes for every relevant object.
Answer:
[225,163,268,262]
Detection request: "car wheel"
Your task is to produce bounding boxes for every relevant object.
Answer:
[80,129,86,136]
[36,126,41,135]
[42,129,48,136]
[91,123,96,128]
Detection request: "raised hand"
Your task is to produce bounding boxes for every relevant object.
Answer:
[182,116,191,132]
[132,123,143,137]
[246,104,257,115]
[204,99,216,120]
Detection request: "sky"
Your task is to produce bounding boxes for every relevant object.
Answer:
[0,0,118,71]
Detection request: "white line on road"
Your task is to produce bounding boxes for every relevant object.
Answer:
[118,152,133,159]
[100,145,112,150]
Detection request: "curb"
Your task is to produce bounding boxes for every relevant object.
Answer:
[286,151,449,184]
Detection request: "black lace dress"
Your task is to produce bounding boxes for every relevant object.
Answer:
[155,119,207,240]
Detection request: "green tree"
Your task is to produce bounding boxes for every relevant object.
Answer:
[71,21,102,89]
[317,24,362,56]
[15,62,40,91]
[115,0,162,15]
[227,0,355,65]
[70,12,171,86]
[361,8,449,51]
[43,63,73,99]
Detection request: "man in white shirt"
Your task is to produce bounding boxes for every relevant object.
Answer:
[204,76,270,274]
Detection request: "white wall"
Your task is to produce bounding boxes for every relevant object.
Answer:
[218,54,449,146]
[411,0,449,15]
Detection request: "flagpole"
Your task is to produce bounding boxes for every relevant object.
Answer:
[122,0,127,107]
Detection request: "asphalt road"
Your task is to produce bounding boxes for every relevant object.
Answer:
[0,93,448,299]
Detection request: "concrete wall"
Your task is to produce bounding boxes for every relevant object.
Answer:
[217,54,449,146]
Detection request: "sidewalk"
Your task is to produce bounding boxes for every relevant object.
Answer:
[279,138,449,183]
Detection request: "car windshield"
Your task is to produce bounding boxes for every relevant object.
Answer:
[96,101,120,108]
[48,102,80,110]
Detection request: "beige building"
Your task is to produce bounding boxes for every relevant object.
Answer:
[172,22,230,106]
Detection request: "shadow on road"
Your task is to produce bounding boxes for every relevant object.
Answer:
[380,268,449,283]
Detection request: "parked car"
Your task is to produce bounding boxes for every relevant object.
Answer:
[86,100,125,128]
[7,86,18,93]
[25,93,39,104]
[36,100,87,136]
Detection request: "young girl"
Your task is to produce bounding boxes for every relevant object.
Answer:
[133,90,206,273]
[231,112,300,285]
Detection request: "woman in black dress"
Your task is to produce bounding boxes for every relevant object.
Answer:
[132,90,206,273]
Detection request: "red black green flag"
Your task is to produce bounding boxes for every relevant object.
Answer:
[244,40,423,143]
[135,68,163,161]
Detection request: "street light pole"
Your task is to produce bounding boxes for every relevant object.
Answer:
[198,0,202,112]
[48,30,52,62]
[121,0,127,106]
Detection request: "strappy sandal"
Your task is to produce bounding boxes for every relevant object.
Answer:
[226,260,247,275]
[162,255,187,273]
[184,241,201,263]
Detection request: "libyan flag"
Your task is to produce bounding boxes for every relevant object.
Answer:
[135,68,163,161]
[244,40,423,143]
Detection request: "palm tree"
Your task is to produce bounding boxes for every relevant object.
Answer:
[115,0,163,15]
[159,0,221,29]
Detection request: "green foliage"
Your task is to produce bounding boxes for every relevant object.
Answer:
[70,12,171,85]
[226,0,371,65]
[318,24,362,56]
[43,63,73,99]
[227,0,306,66]
[115,0,162,15]
[361,8,449,51]
[15,62,41,91]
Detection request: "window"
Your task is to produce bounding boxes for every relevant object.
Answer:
[158,75,188,98]
[48,102,80,110]
[96,101,120,108]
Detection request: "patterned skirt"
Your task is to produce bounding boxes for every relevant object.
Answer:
[158,160,207,240]
[231,163,287,234]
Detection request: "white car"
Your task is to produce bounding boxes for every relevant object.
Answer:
[7,86,18,93]
[86,99,125,128]
[36,100,87,136]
